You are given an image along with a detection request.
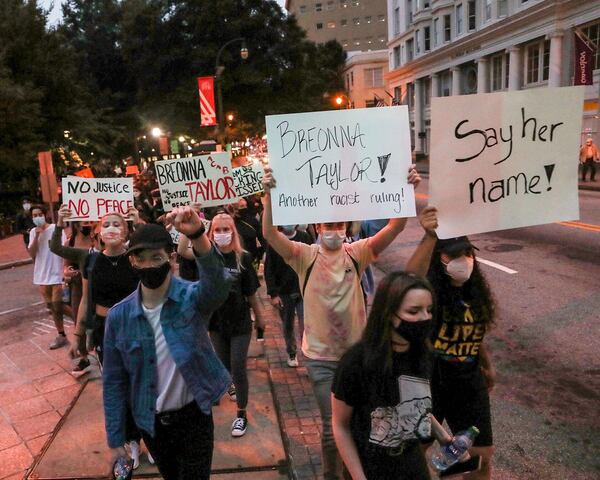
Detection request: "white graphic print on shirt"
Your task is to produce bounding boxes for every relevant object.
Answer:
[369,375,432,448]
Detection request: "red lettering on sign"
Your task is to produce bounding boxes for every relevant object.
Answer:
[185,177,236,203]
[68,199,90,218]
[96,199,133,216]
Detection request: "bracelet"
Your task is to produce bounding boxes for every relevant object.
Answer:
[187,224,206,240]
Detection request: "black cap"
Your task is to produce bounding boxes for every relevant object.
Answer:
[436,236,478,256]
[127,224,173,255]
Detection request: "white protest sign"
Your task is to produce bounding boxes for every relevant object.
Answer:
[232,163,264,197]
[169,219,211,245]
[155,153,237,211]
[62,177,133,221]
[430,87,584,239]
[265,106,415,225]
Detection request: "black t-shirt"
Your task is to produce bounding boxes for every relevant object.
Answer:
[84,252,139,308]
[235,214,264,262]
[332,343,432,479]
[209,251,259,336]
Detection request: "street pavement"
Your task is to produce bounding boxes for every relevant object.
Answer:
[0,180,599,479]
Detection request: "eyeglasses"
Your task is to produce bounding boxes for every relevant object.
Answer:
[131,254,169,268]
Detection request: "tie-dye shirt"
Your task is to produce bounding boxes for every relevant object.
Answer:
[287,239,375,361]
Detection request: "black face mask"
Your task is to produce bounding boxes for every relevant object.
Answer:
[80,226,92,236]
[394,319,432,345]
[135,262,171,289]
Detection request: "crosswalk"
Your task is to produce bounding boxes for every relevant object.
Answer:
[32,315,74,336]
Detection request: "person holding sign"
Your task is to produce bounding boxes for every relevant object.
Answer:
[406,207,496,480]
[262,165,421,480]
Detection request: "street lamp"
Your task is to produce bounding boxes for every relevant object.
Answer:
[151,127,162,138]
[215,38,248,139]
[334,94,350,109]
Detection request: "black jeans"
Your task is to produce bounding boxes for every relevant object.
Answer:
[142,402,214,480]
[582,158,596,181]
[210,331,251,410]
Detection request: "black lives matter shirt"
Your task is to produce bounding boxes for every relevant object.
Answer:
[209,251,259,337]
[332,343,432,480]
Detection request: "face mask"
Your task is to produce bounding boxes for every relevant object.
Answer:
[444,256,474,285]
[80,226,92,236]
[281,225,296,237]
[297,224,308,232]
[394,319,432,345]
[134,262,171,289]
[23,203,31,211]
[101,226,123,243]
[33,216,46,227]
[321,230,345,250]
[214,232,233,247]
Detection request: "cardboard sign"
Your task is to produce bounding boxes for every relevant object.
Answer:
[265,107,415,225]
[232,163,264,197]
[62,177,134,221]
[429,87,584,239]
[155,153,237,211]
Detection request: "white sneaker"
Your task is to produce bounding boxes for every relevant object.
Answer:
[287,354,299,368]
[127,440,140,469]
[146,449,155,464]
[231,416,248,437]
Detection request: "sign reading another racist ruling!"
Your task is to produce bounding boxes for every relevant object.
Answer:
[265,107,415,225]
[62,177,134,221]
[155,153,237,211]
[429,87,584,239]
[232,163,264,197]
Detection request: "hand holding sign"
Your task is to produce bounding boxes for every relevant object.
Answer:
[262,167,276,194]
[419,206,439,236]
[57,204,72,228]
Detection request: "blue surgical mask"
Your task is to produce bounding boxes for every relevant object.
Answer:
[33,216,46,227]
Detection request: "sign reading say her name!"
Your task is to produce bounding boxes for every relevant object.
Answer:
[155,153,237,211]
[232,164,264,197]
[430,87,584,239]
[62,177,133,221]
[265,107,415,225]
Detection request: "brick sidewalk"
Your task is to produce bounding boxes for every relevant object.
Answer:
[0,234,31,268]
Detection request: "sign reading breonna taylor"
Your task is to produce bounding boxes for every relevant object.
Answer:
[155,153,237,211]
[265,107,415,225]
[61,177,133,221]
[429,87,584,239]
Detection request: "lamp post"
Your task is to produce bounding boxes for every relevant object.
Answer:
[215,38,248,141]
[334,94,350,109]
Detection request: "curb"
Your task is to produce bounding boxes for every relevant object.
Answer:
[0,258,32,271]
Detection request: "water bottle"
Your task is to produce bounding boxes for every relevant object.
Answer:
[61,283,71,304]
[112,456,133,480]
[431,426,479,471]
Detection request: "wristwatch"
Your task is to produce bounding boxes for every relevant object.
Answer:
[187,224,206,240]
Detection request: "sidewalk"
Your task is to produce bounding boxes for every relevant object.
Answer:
[0,235,32,270]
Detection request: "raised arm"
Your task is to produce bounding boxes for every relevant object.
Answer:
[261,168,298,262]
[49,205,89,267]
[405,206,438,278]
[176,235,195,260]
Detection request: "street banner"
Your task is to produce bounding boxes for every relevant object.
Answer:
[170,139,180,155]
[38,151,59,203]
[429,87,584,239]
[265,106,415,225]
[159,137,169,156]
[155,152,237,211]
[61,177,134,221]
[232,163,264,197]
[74,167,94,178]
[573,30,595,86]
[198,76,217,127]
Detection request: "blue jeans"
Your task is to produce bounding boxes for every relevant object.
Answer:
[305,358,342,480]
[278,294,304,356]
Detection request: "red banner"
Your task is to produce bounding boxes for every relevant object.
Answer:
[159,136,169,156]
[198,76,217,126]
[574,31,595,86]
[126,165,140,176]
[74,167,94,178]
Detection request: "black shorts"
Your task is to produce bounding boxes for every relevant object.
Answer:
[431,358,493,447]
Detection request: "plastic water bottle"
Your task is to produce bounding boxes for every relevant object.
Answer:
[431,426,479,471]
[112,456,133,480]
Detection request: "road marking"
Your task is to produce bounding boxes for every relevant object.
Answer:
[0,301,44,316]
[557,220,600,233]
[477,257,518,274]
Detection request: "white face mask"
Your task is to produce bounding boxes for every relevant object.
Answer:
[32,216,46,227]
[23,203,32,211]
[321,230,346,250]
[214,232,232,247]
[100,226,123,243]
[444,256,474,285]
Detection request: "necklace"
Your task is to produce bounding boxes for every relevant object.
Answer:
[106,253,124,267]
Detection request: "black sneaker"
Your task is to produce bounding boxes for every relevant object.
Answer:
[231,415,247,437]
[71,357,91,377]
[227,384,237,402]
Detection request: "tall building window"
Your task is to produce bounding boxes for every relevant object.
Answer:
[326,0,335,10]
[342,39,349,47]
[353,38,361,46]
[393,86,402,104]
[582,21,600,70]
[378,14,385,22]
[299,5,307,13]
[353,17,360,25]
[406,0,413,27]
[316,22,323,30]
[484,0,492,21]
[424,0,430,7]
[365,68,384,87]
[352,0,360,6]
[456,4,463,35]
[365,16,372,23]
[439,70,451,96]
[444,14,451,42]
[423,77,431,106]
[406,38,414,61]
[498,0,508,17]
[340,0,348,7]
[341,19,347,26]
[415,29,420,54]
[366,36,373,45]
[394,7,400,35]
[407,82,415,109]
[315,3,322,12]
[525,40,550,84]
[327,21,336,28]
[424,26,431,51]
[393,46,401,68]
[379,36,386,43]
[350,71,354,86]
[467,1,476,31]
[433,17,439,46]
[490,53,508,91]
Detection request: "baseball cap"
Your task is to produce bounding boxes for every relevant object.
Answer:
[436,236,478,257]
[127,224,173,255]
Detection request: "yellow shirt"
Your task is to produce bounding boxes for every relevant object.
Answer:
[287,239,375,361]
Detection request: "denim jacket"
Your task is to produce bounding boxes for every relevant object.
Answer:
[102,246,232,448]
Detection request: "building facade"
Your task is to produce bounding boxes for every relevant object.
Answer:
[386,0,600,156]
[286,0,389,51]
[343,49,390,107]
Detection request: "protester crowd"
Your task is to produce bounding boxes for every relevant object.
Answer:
[20,161,497,480]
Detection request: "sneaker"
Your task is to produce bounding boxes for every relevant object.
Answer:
[256,327,265,342]
[287,354,299,368]
[127,440,140,469]
[49,335,69,350]
[227,384,237,402]
[146,449,155,465]
[71,357,91,377]
[231,416,247,437]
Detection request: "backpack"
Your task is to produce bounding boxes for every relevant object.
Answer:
[302,245,361,297]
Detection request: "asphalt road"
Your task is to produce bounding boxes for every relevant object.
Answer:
[0,182,598,478]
